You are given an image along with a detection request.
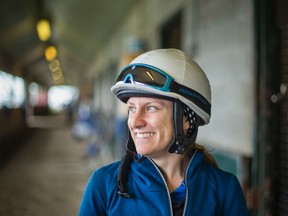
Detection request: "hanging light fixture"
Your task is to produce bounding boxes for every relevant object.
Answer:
[44,45,57,61]
[36,19,51,41]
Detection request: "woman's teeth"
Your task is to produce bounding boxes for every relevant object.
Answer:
[136,133,154,139]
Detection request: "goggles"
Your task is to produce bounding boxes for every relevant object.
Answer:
[116,64,211,115]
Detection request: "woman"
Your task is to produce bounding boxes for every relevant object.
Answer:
[79,48,248,215]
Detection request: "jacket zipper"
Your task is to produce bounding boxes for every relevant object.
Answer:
[147,150,197,216]
[147,157,173,216]
[182,150,197,216]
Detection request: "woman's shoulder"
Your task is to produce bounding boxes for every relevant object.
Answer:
[198,159,242,193]
[98,160,121,172]
[200,160,248,214]
[90,160,121,182]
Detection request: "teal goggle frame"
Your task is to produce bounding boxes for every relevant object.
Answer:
[116,63,211,115]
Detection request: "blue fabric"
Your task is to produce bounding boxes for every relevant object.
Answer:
[79,151,249,216]
[170,180,186,205]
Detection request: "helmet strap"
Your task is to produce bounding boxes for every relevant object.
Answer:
[168,102,199,154]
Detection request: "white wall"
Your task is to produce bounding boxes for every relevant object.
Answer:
[193,0,255,156]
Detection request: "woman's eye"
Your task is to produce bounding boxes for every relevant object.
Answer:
[146,106,157,112]
[128,107,136,113]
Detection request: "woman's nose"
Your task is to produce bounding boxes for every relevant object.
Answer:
[129,110,146,129]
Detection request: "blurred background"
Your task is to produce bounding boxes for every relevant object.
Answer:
[0,0,287,215]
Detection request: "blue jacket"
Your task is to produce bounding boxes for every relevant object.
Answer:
[79,151,248,215]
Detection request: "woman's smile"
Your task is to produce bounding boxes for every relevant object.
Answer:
[136,132,156,139]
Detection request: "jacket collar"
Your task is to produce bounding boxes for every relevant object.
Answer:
[130,151,204,191]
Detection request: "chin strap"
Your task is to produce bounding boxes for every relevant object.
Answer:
[168,102,199,154]
[117,131,135,198]
[117,151,133,198]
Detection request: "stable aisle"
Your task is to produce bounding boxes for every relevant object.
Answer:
[0,124,95,216]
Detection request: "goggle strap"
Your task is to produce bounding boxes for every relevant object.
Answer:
[169,81,211,115]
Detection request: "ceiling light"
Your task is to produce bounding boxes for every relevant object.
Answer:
[45,45,57,61]
[36,19,51,41]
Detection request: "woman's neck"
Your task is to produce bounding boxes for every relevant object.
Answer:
[151,153,189,192]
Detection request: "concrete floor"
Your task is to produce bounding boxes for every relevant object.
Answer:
[0,116,114,216]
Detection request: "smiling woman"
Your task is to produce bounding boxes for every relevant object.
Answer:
[79,49,249,216]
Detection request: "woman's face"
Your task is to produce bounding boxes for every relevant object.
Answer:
[127,97,174,158]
